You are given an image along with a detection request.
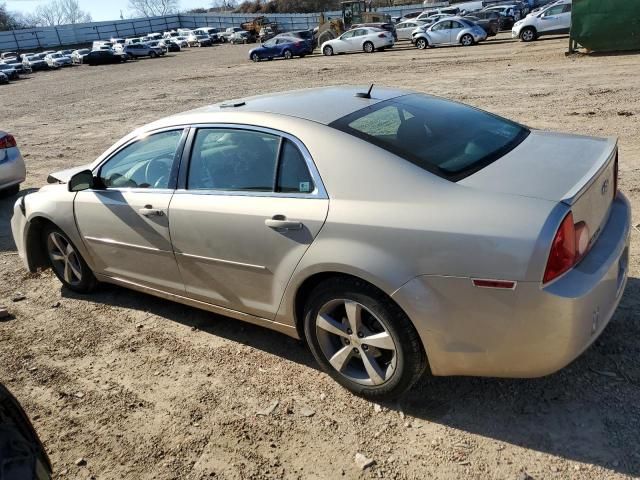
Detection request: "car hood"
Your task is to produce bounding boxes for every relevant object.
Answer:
[47,164,91,184]
[459,130,617,205]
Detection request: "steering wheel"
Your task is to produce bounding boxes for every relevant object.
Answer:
[144,156,173,189]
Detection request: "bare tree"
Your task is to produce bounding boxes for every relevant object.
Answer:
[128,0,180,17]
[210,0,237,11]
[30,0,91,26]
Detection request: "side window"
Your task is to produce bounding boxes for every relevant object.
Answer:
[341,31,355,39]
[99,130,183,189]
[277,140,315,194]
[451,21,463,29]
[563,4,572,13]
[545,5,564,15]
[188,129,279,191]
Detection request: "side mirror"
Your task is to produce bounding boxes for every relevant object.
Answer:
[68,169,95,192]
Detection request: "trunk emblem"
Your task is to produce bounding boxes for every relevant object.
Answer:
[601,179,609,195]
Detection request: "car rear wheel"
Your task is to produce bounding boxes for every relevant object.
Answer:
[415,38,428,50]
[43,226,96,293]
[323,45,334,56]
[520,27,537,42]
[150,51,157,58]
[363,41,374,53]
[460,34,474,46]
[283,49,293,59]
[251,52,260,62]
[303,277,427,400]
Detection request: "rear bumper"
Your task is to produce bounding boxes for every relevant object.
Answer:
[392,192,631,377]
[0,148,26,190]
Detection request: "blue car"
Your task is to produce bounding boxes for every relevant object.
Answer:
[249,36,312,62]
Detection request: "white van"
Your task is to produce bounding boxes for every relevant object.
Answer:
[92,40,113,50]
[512,0,571,41]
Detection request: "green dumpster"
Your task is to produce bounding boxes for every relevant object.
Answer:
[571,0,640,52]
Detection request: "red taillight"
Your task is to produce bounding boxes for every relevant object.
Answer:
[543,212,577,284]
[0,134,17,149]
[378,33,386,38]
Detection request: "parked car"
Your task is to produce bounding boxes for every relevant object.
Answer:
[416,12,453,23]
[0,52,18,60]
[351,22,398,40]
[513,0,571,41]
[249,36,312,61]
[44,52,72,68]
[11,86,629,400]
[58,49,74,56]
[71,48,91,64]
[187,33,213,47]
[122,43,165,58]
[0,383,52,480]
[322,27,394,55]
[194,27,221,43]
[274,29,316,48]
[1,58,29,75]
[0,131,25,197]
[85,50,128,66]
[412,17,487,49]
[468,9,514,30]
[395,20,427,41]
[146,40,169,54]
[394,11,422,23]
[93,40,113,50]
[22,54,48,71]
[0,71,7,85]
[482,4,524,21]
[230,31,251,44]
[163,40,182,52]
[220,27,244,42]
[174,36,190,48]
[0,63,19,80]
[463,15,499,36]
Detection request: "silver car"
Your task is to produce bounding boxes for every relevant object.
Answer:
[394,20,428,41]
[412,17,488,48]
[1,132,26,196]
[10,86,630,400]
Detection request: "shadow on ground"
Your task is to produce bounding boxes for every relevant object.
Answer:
[59,273,640,476]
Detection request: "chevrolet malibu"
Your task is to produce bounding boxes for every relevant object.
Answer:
[11,86,630,400]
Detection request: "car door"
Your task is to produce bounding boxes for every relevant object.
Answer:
[449,20,465,43]
[74,128,187,293]
[557,3,572,33]
[335,30,355,52]
[537,3,567,33]
[168,126,329,320]
[429,21,452,45]
[396,22,411,40]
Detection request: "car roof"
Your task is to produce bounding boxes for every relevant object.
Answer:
[166,86,411,126]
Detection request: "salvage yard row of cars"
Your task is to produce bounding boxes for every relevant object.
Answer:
[0,0,572,84]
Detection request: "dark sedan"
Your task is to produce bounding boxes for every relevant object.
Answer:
[463,15,499,36]
[471,10,515,31]
[249,36,312,62]
[86,50,128,66]
[0,63,19,80]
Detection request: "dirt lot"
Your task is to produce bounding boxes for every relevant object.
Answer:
[1,34,640,480]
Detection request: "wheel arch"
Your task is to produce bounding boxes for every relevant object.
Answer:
[23,215,58,272]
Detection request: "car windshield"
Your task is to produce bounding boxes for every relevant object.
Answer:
[329,94,530,181]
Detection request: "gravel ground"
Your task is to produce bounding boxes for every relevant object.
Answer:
[1,34,640,480]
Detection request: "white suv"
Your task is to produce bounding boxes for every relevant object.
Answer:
[512,0,571,42]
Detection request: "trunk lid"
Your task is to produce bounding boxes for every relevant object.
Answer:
[460,130,618,248]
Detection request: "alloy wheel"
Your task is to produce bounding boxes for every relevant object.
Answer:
[284,49,292,59]
[323,46,333,56]
[315,299,398,386]
[47,232,83,286]
[521,29,535,42]
[461,34,473,46]
[416,38,427,50]
[364,42,374,53]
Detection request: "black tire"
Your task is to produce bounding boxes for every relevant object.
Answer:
[415,38,428,50]
[460,34,474,47]
[520,27,537,42]
[299,54,306,58]
[0,184,19,198]
[251,52,260,62]
[363,41,374,53]
[323,45,334,56]
[42,225,97,294]
[283,49,293,60]
[150,51,157,58]
[303,277,427,400]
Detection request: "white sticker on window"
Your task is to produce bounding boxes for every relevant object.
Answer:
[299,182,310,193]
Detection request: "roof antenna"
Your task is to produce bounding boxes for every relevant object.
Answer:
[355,84,374,99]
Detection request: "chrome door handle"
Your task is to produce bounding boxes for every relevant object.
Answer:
[265,216,303,231]
[139,206,164,217]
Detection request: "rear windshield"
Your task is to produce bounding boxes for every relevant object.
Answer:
[329,94,529,181]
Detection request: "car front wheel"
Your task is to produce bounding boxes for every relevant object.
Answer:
[415,38,428,50]
[520,27,537,42]
[251,52,260,62]
[303,277,427,400]
[323,45,334,56]
[44,226,96,293]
